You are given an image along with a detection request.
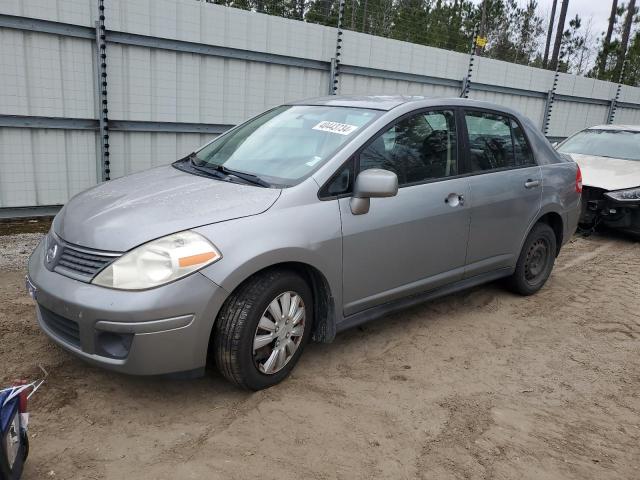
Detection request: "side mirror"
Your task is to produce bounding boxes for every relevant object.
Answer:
[350,169,398,215]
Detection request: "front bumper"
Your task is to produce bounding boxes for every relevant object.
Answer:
[580,187,640,235]
[27,239,229,376]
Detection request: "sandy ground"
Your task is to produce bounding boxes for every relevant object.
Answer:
[1,225,639,480]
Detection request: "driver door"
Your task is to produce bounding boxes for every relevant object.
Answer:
[338,109,471,316]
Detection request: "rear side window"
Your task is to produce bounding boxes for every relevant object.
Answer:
[358,110,458,187]
[464,111,535,172]
[511,119,535,166]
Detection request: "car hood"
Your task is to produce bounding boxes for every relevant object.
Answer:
[567,153,640,191]
[54,165,281,252]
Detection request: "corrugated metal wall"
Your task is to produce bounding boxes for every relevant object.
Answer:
[0,128,97,206]
[0,19,98,207]
[108,131,211,178]
[616,84,640,124]
[1,0,639,209]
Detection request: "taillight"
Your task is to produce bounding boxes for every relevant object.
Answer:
[575,166,583,193]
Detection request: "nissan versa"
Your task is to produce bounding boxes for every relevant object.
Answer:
[27,96,581,390]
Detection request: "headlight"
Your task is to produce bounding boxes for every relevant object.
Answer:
[92,231,221,290]
[604,187,640,203]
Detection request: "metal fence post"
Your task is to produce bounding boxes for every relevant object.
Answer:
[94,0,110,181]
[461,25,479,98]
[607,59,627,125]
[543,60,561,136]
[329,0,345,95]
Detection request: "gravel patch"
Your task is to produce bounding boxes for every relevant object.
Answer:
[0,232,44,271]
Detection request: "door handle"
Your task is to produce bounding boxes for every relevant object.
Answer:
[445,193,465,207]
[524,179,540,189]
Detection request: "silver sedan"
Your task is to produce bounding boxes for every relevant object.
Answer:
[27,96,581,389]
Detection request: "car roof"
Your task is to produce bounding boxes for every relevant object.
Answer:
[287,95,423,110]
[586,124,640,132]
[286,95,524,116]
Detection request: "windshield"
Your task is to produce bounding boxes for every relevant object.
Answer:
[558,129,640,161]
[192,105,382,186]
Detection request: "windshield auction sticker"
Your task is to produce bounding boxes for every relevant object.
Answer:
[312,121,359,135]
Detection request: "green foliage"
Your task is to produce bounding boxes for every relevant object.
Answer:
[303,0,545,62]
[207,0,305,18]
[559,15,591,74]
[201,0,639,84]
[481,0,544,65]
[391,0,476,52]
[627,32,640,84]
[589,1,639,85]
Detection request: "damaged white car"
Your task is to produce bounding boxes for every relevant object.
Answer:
[557,125,640,236]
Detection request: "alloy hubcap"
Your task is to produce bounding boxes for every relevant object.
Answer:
[525,239,549,281]
[252,291,305,375]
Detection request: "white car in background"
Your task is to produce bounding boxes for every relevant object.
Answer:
[557,125,640,236]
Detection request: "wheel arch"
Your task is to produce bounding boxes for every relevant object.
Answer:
[208,259,338,352]
[536,211,564,256]
[267,261,337,344]
[515,208,565,262]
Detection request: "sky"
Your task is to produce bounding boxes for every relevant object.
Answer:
[535,0,612,39]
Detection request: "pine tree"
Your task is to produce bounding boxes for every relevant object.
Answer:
[550,0,569,70]
[598,0,619,77]
[616,0,638,76]
[543,0,558,67]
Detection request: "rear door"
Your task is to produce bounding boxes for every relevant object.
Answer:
[462,110,542,277]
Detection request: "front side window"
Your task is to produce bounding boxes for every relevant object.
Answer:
[192,105,382,186]
[358,110,458,186]
[465,111,536,172]
[558,129,640,161]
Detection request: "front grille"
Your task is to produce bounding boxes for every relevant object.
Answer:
[55,244,115,278]
[39,305,81,347]
[46,233,121,281]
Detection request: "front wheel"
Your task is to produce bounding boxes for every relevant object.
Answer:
[213,269,313,390]
[506,222,557,296]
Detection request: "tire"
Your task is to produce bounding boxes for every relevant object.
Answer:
[506,222,557,296]
[213,269,313,390]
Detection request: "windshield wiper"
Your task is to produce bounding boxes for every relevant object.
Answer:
[189,163,228,180]
[188,152,205,167]
[184,154,227,179]
[186,153,272,187]
[216,166,272,188]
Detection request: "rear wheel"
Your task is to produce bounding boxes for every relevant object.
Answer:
[213,269,313,390]
[506,222,557,296]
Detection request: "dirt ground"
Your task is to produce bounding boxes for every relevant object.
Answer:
[1,223,639,480]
